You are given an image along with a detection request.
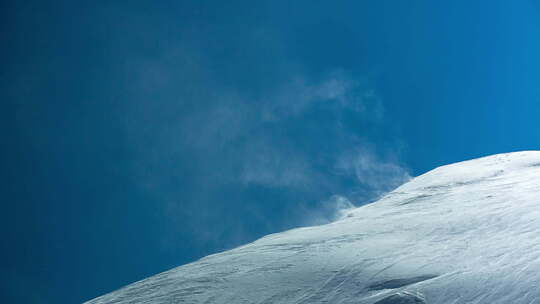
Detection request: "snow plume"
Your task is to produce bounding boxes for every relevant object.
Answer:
[234,73,409,220]
[238,71,394,191]
[259,71,379,122]
[303,195,355,226]
[336,147,411,202]
[123,38,408,251]
[126,69,410,251]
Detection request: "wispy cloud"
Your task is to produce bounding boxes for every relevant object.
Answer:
[335,146,411,202]
[233,71,409,205]
[122,28,410,251]
[302,195,355,226]
[240,142,314,188]
[261,71,383,122]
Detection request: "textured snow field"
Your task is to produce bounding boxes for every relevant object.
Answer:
[86,151,540,304]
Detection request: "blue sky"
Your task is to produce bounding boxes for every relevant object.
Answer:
[3,1,540,303]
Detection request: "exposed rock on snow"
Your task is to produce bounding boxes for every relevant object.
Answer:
[85,151,540,304]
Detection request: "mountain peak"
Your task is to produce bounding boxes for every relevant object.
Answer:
[394,150,540,196]
[87,151,540,304]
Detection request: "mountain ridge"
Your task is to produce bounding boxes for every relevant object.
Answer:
[86,151,540,304]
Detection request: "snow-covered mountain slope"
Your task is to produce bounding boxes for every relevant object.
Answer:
[86,151,540,304]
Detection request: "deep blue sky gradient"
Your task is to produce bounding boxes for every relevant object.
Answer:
[3,1,540,303]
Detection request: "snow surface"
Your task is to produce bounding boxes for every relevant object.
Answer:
[85,151,540,304]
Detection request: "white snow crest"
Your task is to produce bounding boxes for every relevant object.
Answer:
[86,151,540,304]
